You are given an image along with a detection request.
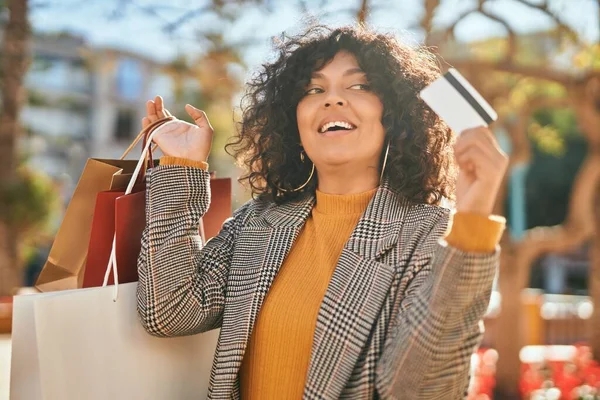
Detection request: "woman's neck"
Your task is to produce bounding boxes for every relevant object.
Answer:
[316,165,379,195]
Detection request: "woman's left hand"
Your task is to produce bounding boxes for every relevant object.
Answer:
[454,126,509,216]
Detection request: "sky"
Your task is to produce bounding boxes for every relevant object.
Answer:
[28,0,599,72]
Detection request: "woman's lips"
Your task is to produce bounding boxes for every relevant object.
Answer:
[318,127,356,137]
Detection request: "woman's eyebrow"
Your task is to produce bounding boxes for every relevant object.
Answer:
[311,67,366,80]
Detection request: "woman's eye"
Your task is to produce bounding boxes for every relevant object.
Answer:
[305,87,323,95]
[349,83,370,90]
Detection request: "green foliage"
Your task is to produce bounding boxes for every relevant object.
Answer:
[528,121,566,157]
[0,167,60,236]
[524,109,586,229]
[27,88,89,113]
[528,108,580,157]
[27,88,48,107]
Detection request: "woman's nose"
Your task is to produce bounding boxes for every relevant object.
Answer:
[324,92,346,108]
[325,100,345,107]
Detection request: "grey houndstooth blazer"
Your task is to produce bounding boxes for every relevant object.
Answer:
[137,164,499,400]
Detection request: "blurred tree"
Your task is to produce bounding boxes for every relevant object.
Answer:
[525,109,587,229]
[0,0,31,296]
[420,0,600,396]
[160,31,249,206]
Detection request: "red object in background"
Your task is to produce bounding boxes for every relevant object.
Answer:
[470,345,600,400]
[555,368,582,400]
[582,362,600,386]
[478,373,496,398]
[469,348,498,399]
[519,369,545,399]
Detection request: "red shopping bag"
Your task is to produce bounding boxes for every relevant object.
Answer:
[203,177,232,239]
[82,186,146,287]
[82,177,232,288]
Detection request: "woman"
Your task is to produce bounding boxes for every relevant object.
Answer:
[137,25,508,399]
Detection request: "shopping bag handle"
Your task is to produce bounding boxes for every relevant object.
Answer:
[120,116,175,170]
[104,117,179,301]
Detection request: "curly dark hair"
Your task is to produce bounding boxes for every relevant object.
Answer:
[226,24,456,205]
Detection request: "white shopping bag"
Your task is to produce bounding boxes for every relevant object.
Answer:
[10,121,220,399]
[10,293,45,399]
[10,284,219,400]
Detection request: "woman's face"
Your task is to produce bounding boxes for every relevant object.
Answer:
[296,51,385,174]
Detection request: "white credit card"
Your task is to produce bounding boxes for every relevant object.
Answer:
[419,68,497,134]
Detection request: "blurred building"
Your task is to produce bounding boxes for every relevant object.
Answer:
[0,29,178,186]
[531,244,591,295]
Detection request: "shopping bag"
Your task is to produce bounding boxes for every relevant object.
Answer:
[82,186,147,287]
[81,116,232,288]
[203,177,232,239]
[34,159,139,292]
[11,120,221,399]
[35,118,174,292]
[82,177,231,288]
[10,284,219,400]
[10,293,44,400]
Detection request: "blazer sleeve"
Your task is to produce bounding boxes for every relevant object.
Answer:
[375,209,500,399]
[136,164,250,338]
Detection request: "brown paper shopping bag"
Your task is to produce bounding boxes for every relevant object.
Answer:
[35,118,174,292]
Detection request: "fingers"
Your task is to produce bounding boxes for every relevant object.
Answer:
[154,95,167,119]
[458,127,503,154]
[454,126,508,179]
[146,100,157,123]
[185,104,213,131]
[455,135,495,162]
[455,147,489,175]
[146,96,173,128]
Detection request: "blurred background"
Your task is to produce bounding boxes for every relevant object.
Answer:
[0,0,599,398]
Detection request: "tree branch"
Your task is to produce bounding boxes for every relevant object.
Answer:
[420,0,440,45]
[357,0,368,26]
[512,0,585,46]
[162,6,212,34]
[441,8,475,44]
[442,58,579,86]
[478,8,517,63]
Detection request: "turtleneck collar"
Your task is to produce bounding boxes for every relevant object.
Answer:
[314,188,377,215]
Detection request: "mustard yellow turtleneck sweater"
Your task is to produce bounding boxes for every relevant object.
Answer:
[240,188,378,399]
[159,157,505,399]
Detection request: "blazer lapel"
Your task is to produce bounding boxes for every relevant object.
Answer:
[243,194,315,355]
[303,180,411,398]
[246,196,315,324]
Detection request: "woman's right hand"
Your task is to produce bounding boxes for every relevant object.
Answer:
[143,95,214,162]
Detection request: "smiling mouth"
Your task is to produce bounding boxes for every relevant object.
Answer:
[318,121,357,134]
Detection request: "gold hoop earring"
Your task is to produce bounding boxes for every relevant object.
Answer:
[380,141,390,185]
[278,163,315,193]
[275,151,315,193]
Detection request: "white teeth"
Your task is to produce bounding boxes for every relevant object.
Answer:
[319,121,354,133]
